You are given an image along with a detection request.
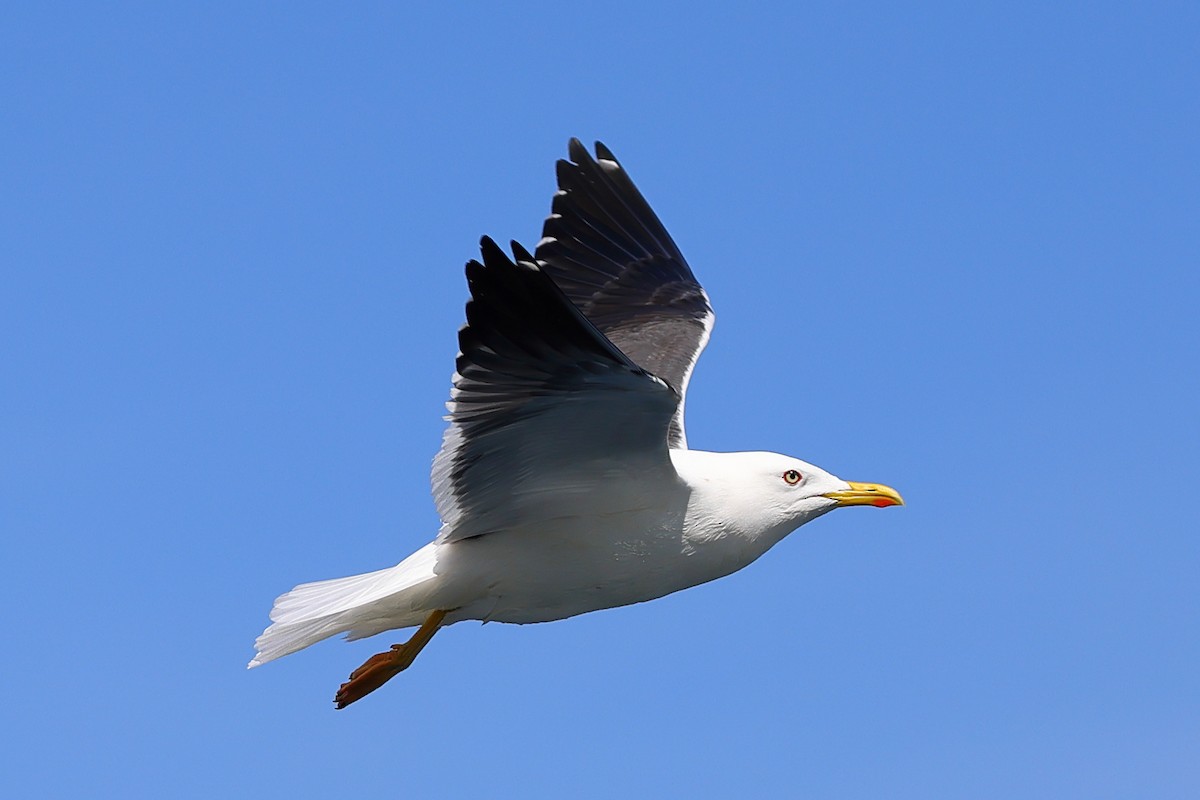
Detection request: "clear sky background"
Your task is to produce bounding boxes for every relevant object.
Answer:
[3,3,1198,798]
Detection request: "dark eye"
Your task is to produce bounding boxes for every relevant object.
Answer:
[783,469,802,485]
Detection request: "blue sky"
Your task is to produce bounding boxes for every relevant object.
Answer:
[3,2,1197,797]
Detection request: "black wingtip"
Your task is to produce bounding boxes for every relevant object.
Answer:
[510,240,535,264]
[567,137,592,166]
[479,235,507,265]
[594,141,616,162]
[554,158,574,184]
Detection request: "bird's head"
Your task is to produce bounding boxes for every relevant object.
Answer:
[697,451,904,539]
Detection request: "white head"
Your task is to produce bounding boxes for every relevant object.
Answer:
[673,450,903,546]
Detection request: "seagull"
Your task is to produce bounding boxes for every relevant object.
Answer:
[249,139,903,708]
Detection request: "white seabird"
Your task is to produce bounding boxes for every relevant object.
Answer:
[249,139,903,708]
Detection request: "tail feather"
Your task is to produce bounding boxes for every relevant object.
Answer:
[248,543,438,668]
[268,565,402,625]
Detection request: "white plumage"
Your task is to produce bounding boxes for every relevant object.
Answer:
[249,140,902,707]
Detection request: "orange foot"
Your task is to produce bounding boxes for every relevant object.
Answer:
[335,646,406,708]
[334,609,447,709]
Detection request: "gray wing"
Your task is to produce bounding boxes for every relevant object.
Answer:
[535,139,715,448]
[432,237,682,543]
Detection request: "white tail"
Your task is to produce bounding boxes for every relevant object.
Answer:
[248,543,439,668]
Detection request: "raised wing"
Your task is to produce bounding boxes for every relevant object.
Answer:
[432,237,682,543]
[536,139,714,448]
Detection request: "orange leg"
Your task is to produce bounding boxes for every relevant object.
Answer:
[334,609,447,709]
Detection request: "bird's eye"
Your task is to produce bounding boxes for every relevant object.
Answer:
[783,469,803,485]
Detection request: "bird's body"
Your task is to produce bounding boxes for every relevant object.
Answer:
[250,140,903,707]
[395,450,834,627]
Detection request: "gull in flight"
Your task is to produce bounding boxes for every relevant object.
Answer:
[249,139,904,708]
